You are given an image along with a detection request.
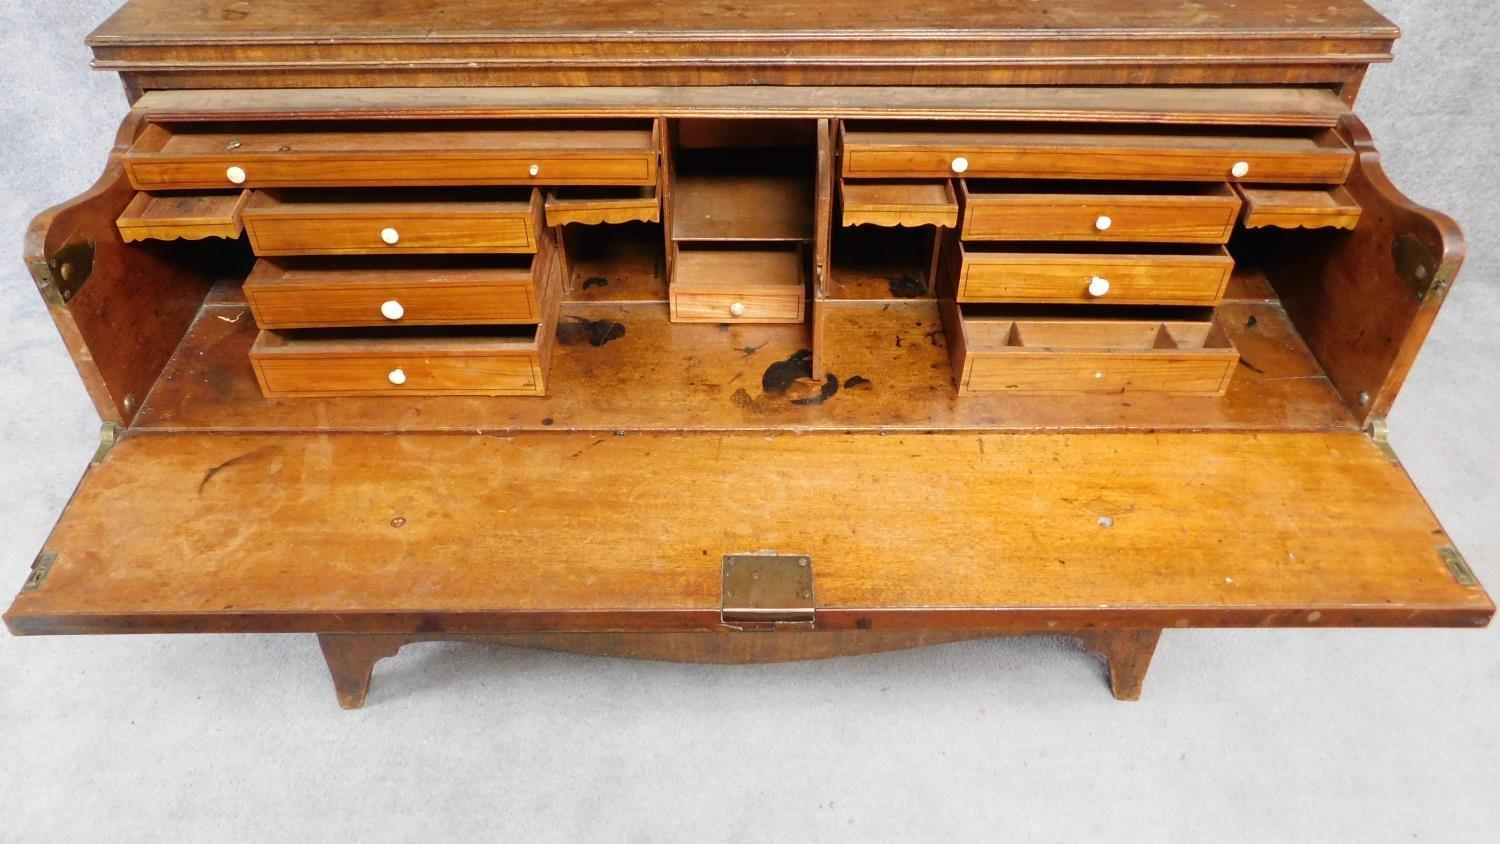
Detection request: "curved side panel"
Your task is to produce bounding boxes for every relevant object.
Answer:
[1257,115,1466,426]
[24,113,218,424]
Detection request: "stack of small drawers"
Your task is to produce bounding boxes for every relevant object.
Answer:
[839,122,1363,396]
[116,119,661,397]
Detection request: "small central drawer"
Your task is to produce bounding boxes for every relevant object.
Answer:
[244,254,550,329]
[250,327,549,397]
[670,247,806,323]
[960,181,1242,244]
[124,121,659,190]
[942,307,1239,396]
[242,189,541,256]
[842,126,1353,184]
[954,243,1234,306]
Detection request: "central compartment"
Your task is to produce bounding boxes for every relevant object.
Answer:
[667,119,817,325]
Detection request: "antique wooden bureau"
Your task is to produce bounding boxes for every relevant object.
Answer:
[7,0,1493,708]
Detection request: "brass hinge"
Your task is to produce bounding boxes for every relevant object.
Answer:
[1438,546,1478,587]
[28,231,96,306]
[1364,417,1400,465]
[91,422,124,465]
[1392,233,1457,304]
[23,552,57,592]
[721,552,815,629]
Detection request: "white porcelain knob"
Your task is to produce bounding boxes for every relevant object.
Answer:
[1231,161,1251,178]
[729,302,746,317]
[387,368,407,386]
[380,300,405,321]
[950,156,969,174]
[1088,276,1111,297]
[381,227,400,245]
[226,166,247,185]
[1094,215,1113,232]
[528,164,541,177]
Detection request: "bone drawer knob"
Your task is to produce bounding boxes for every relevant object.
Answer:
[381,227,401,245]
[1231,161,1251,178]
[529,164,541,176]
[1088,276,1111,297]
[380,300,405,321]
[1095,215,1113,231]
[950,156,969,174]
[225,166,247,185]
[729,302,747,317]
[387,368,407,386]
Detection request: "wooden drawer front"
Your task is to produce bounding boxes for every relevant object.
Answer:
[942,307,1238,396]
[957,245,1234,306]
[544,187,660,227]
[251,331,544,397]
[1237,185,1362,230]
[242,191,540,256]
[842,129,1353,184]
[961,183,1241,244]
[244,259,546,329]
[125,122,659,190]
[965,351,1237,395]
[840,179,959,228]
[116,191,249,243]
[670,249,806,323]
[672,288,804,323]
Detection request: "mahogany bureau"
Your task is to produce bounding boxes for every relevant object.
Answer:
[7,0,1492,708]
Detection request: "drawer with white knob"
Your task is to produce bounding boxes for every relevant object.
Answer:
[840,125,1353,184]
[669,247,806,324]
[938,304,1239,397]
[249,326,550,397]
[959,181,1242,244]
[951,242,1235,306]
[242,249,553,329]
[241,189,541,256]
[122,120,658,190]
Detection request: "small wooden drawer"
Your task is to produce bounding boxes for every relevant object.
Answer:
[670,248,806,323]
[116,190,249,242]
[242,189,541,256]
[941,306,1238,396]
[244,254,550,329]
[842,126,1354,184]
[250,327,550,397]
[953,243,1234,306]
[840,179,959,228]
[960,181,1242,244]
[544,187,660,227]
[1237,185,1363,230]
[124,121,659,190]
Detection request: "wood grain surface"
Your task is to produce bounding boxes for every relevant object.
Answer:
[7,430,1489,635]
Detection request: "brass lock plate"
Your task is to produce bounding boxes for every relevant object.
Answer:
[721,552,814,625]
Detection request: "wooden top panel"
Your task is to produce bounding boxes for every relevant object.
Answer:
[91,0,1396,42]
[133,87,1354,128]
[7,431,1488,635]
[87,2,1394,88]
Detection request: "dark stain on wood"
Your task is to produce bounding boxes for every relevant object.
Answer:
[888,274,927,298]
[843,375,873,390]
[791,374,841,406]
[582,276,609,290]
[557,317,626,348]
[761,349,814,395]
[198,445,283,494]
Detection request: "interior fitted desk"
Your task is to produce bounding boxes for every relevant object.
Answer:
[6,0,1492,708]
